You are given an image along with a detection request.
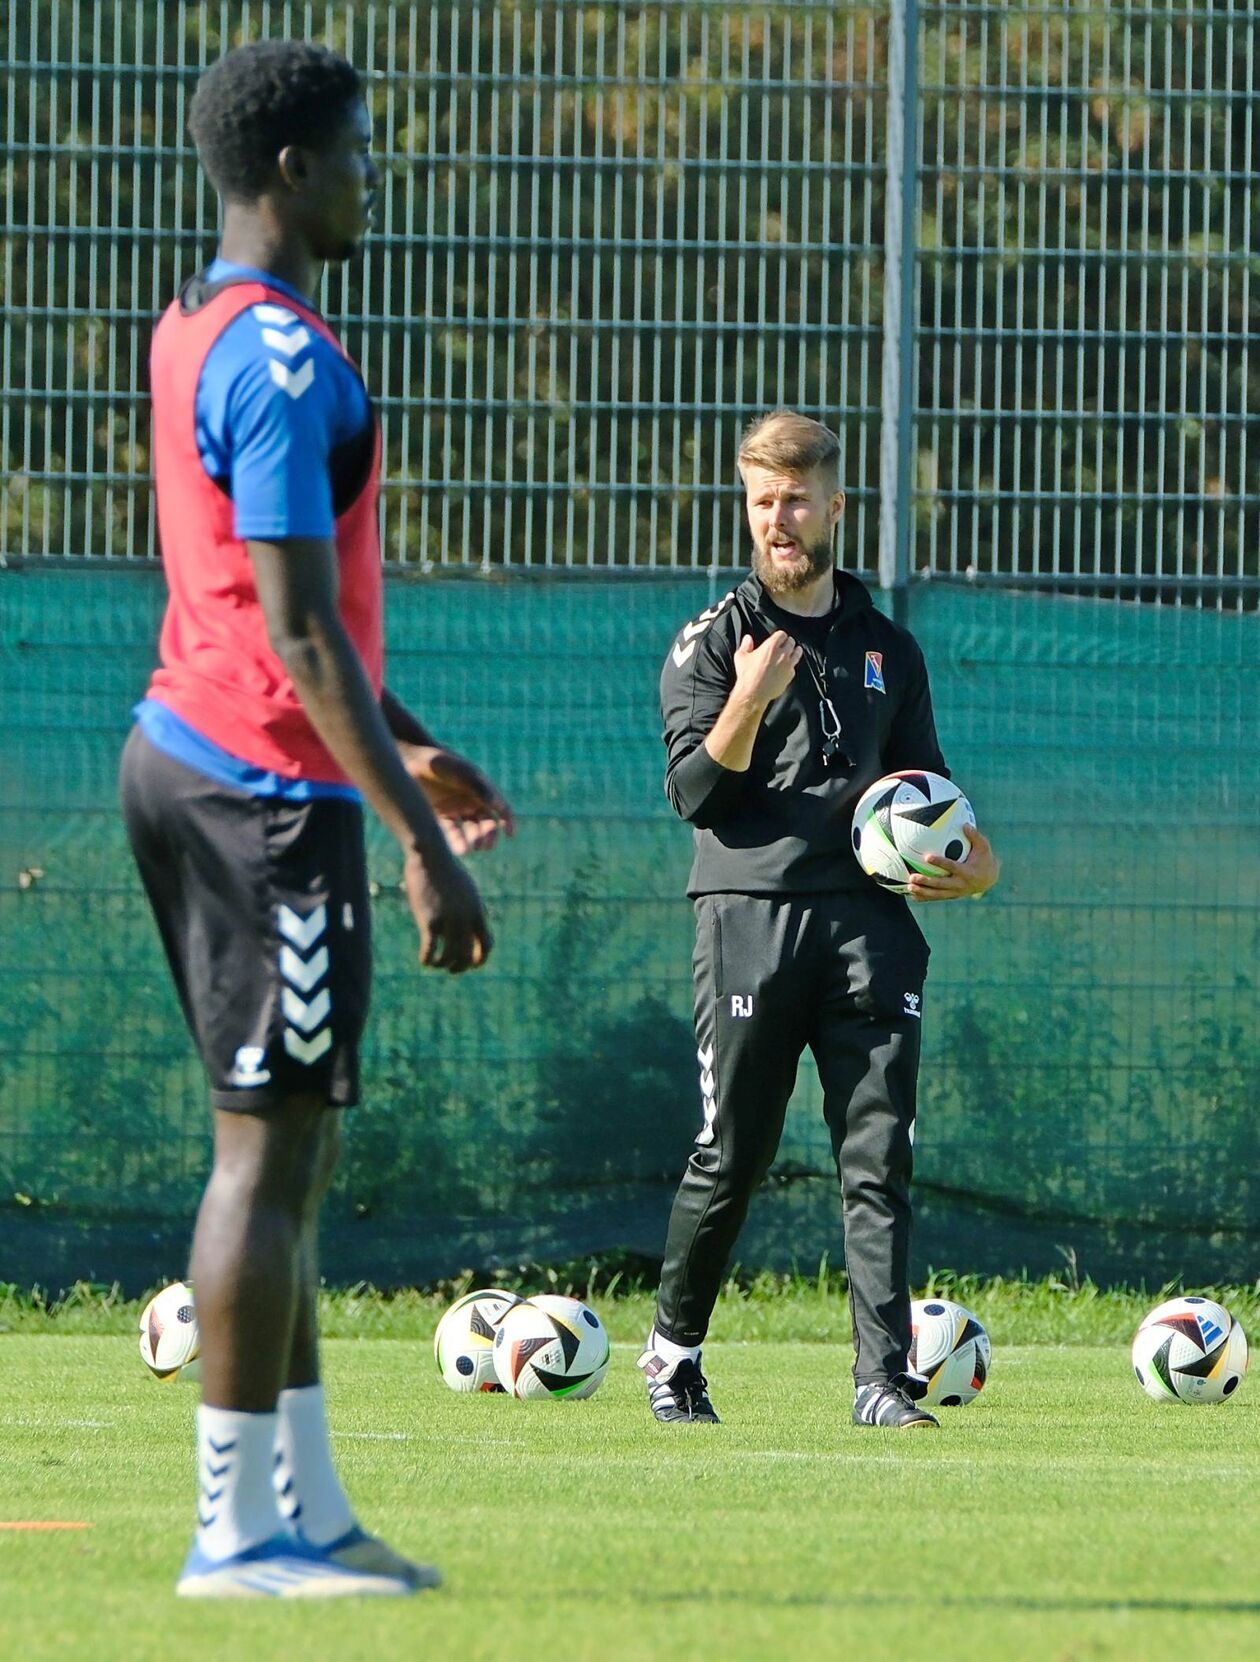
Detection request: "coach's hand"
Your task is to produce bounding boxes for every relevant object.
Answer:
[403,848,493,972]
[400,743,516,855]
[907,825,1000,902]
[732,630,803,706]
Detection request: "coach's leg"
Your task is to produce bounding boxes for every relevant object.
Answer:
[654,897,810,1347]
[813,896,928,1387]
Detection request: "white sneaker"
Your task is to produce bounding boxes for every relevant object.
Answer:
[176,1531,413,1598]
[319,1524,442,1590]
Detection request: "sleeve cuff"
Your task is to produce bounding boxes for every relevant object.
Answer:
[670,742,745,821]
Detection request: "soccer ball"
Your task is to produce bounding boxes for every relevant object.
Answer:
[433,1288,524,1393]
[492,1294,611,1400]
[1131,1296,1249,1405]
[852,770,975,893]
[139,1281,200,1381]
[907,1298,991,1406]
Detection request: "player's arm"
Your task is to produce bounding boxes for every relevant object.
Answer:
[248,536,491,971]
[381,688,515,855]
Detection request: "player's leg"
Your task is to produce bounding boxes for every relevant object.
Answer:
[271,1118,442,1590]
[188,1097,331,1539]
[121,732,411,1594]
[270,1113,349,1544]
[812,890,937,1429]
[643,896,810,1420]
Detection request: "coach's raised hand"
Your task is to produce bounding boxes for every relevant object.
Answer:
[703,631,804,773]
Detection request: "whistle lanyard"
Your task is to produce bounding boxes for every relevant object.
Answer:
[791,632,852,770]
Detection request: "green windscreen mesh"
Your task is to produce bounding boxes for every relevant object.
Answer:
[1,569,1256,1292]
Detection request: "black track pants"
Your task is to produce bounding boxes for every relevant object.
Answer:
[654,888,929,1385]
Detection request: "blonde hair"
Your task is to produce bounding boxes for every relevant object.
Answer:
[737,409,841,490]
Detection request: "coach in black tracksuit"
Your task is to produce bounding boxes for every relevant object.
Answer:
[638,411,999,1431]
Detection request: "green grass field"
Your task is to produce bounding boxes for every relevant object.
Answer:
[1,1281,1257,1662]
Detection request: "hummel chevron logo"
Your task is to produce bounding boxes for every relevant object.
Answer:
[672,593,735,669]
[280,944,328,992]
[206,1437,237,1456]
[253,303,300,326]
[284,1028,333,1065]
[204,1460,230,1480]
[277,903,326,951]
[695,1043,717,1146]
[268,359,315,399]
[261,324,311,358]
[282,986,331,1034]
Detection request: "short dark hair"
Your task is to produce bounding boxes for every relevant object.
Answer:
[188,40,363,200]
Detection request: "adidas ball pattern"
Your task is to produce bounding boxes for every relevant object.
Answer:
[851,770,975,894]
[1132,1295,1249,1405]
[139,1281,201,1381]
[492,1295,611,1400]
[433,1289,523,1392]
[908,1298,991,1407]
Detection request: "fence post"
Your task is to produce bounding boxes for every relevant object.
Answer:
[878,0,919,625]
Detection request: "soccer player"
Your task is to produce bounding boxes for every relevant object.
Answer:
[639,411,999,1430]
[120,42,513,1596]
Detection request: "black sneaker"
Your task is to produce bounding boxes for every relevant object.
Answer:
[637,1350,721,1424]
[852,1378,940,1429]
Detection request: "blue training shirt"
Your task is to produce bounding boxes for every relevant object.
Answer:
[141,258,373,800]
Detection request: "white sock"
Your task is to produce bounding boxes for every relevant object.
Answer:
[195,1405,283,1560]
[650,1328,702,1367]
[273,1383,356,1548]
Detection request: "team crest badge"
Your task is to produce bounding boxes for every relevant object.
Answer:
[864,651,886,693]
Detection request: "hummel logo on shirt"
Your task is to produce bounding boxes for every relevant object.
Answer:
[252,304,316,400]
[672,591,735,668]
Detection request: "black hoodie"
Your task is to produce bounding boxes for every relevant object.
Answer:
[659,569,949,897]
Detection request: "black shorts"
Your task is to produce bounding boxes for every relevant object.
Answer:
[120,726,372,1111]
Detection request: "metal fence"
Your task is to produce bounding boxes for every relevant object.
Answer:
[2,1,1255,603]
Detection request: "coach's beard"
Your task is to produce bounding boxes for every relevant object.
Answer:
[752,530,835,597]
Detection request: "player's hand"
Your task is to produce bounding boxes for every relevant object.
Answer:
[907,825,1000,903]
[399,743,516,855]
[403,849,493,973]
[731,630,803,707]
